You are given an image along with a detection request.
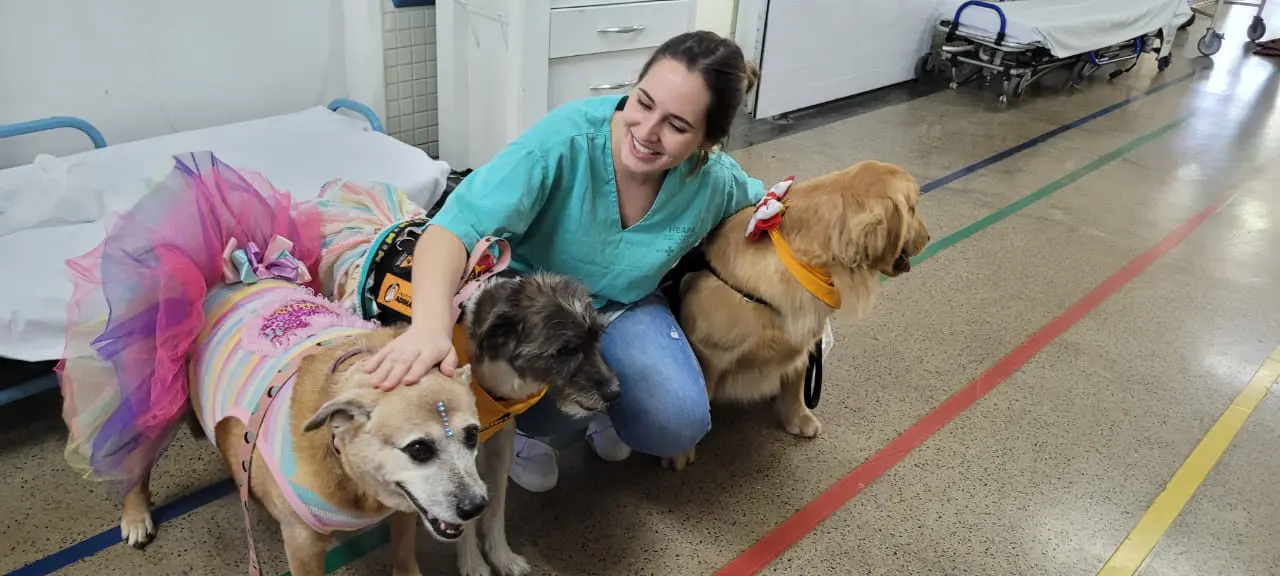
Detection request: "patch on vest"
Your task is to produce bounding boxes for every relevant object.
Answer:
[240,286,377,356]
[365,218,500,325]
[260,300,342,347]
[366,218,427,324]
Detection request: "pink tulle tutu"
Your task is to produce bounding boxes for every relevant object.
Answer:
[57,150,323,499]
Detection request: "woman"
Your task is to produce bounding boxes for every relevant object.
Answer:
[363,30,766,492]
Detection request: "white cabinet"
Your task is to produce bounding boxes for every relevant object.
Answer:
[437,0,696,170]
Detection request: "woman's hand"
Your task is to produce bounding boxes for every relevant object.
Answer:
[363,323,458,390]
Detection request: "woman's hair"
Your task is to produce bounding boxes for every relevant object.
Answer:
[638,30,759,168]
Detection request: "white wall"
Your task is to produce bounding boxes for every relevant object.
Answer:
[0,0,385,169]
[696,0,738,38]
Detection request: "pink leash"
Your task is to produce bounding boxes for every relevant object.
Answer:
[231,236,511,575]
[450,236,513,321]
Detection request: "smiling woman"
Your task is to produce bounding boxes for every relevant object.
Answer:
[356,30,766,493]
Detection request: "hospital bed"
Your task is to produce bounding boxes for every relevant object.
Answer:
[0,100,451,407]
[923,0,1192,104]
[1190,0,1269,56]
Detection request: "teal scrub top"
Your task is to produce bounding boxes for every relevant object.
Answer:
[430,94,767,308]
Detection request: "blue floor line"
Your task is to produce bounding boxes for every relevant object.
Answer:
[7,480,234,576]
[920,68,1197,195]
[5,66,1200,576]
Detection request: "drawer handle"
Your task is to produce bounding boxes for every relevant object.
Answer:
[591,80,637,90]
[598,25,646,34]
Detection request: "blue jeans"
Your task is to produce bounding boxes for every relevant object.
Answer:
[513,293,710,457]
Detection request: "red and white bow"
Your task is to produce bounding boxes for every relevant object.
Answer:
[745,176,795,240]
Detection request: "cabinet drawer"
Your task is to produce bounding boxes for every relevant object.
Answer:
[550,0,660,10]
[548,0,693,60]
[547,47,654,110]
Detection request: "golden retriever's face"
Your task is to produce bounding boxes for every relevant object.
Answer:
[826,162,931,277]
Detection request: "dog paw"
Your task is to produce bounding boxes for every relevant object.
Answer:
[660,447,696,471]
[458,546,493,576]
[486,546,531,576]
[782,409,822,438]
[458,560,492,576]
[120,511,156,549]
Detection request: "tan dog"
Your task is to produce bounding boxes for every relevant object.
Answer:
[661,161,931,470]
[119,282,489,576]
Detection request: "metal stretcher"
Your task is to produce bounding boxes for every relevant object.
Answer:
[1190,0,1269,55]
[921,0,1187,104]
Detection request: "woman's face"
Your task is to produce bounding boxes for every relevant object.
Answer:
[614,58,711,177]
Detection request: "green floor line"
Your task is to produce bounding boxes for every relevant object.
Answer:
[293,114,1189,576]
[280,523,389,576]
[908,116,1187,267]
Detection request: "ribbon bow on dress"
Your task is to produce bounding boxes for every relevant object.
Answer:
[221,235,313,286]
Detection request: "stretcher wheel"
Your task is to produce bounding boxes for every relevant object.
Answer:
[1198,31,1223,56]
[999,76,1026,105]
[1157,55,1173,72]
[915,54,936,80]
[1247,17,1266,43]
[1065,60,1092,89]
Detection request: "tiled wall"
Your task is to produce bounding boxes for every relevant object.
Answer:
[382,0,439,157]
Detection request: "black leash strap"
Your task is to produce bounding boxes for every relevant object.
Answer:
[803,338,823,410]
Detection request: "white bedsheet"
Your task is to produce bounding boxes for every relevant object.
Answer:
[0,106,450,362]
[936,0,1186,58]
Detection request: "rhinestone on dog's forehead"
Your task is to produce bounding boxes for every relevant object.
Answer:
[436,401,453,437]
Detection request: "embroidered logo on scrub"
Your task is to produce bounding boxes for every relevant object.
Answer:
[259,300,341,348]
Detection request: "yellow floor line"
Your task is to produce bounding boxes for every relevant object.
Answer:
[1097,345,1280,576]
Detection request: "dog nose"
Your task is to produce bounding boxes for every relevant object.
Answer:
[456,493,488,522]
[600,383,622,404]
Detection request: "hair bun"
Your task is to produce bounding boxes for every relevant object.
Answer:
[743,61,760,94]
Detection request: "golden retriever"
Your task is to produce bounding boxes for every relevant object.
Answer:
[661,160,930,470]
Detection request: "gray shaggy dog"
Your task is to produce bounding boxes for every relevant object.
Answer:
[453,269,620,576]
[462,270,620,415]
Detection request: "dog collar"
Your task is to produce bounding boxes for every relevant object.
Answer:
[329,348,368,374]
[767,229,841,309]
[746,177,841,309]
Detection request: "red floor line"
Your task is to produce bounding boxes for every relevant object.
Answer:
[715,166,1268,576]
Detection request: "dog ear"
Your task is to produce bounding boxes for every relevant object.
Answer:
[454,363,473,386]
[474,308,523,360]
[303,391,374,433]
[837,196,907,269]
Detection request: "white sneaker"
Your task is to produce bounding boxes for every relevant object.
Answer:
[586,413,632,462]
[509,433,558,492]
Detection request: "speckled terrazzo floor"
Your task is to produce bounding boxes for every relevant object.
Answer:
[5,7,1280,576]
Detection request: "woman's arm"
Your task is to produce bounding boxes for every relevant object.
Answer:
[365,144,553,388]
[364,226,467,387]
[409,224,468,337]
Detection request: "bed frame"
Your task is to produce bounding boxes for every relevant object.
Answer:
[0,99,386,408]
[923,0,1171,105]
